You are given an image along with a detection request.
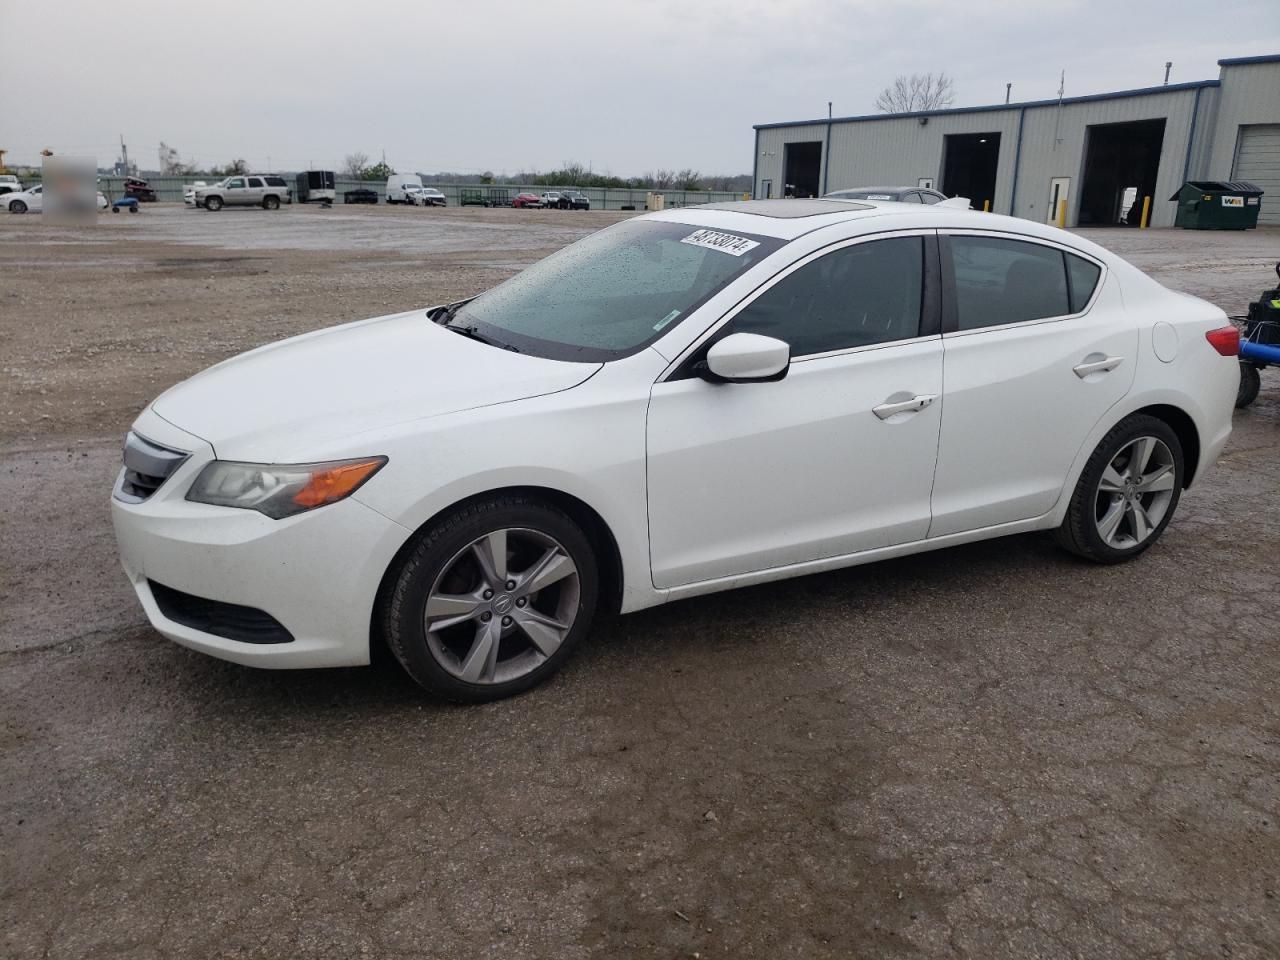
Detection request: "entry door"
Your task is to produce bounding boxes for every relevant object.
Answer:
[224,177,249,205]
[929,232,1136,538]
[647,233,943,588]
[1047,178,1070,225]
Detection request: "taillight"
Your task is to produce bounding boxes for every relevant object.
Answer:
[1205,325,1240,357]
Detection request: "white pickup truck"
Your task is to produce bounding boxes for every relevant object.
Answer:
[0,174,23,196]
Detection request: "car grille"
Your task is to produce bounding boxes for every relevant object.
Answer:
[149,580,295,644]
[114,431,189,503]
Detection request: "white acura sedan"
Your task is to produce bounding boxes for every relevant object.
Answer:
[112,200,1239,701]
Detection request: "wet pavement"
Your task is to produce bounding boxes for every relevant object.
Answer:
[1,212,1279,958]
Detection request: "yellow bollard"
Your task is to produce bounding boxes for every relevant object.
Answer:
[742,192,750,201]
[982,199,991,212]
[1057,199,1066,229]
[1140,195,1151,229]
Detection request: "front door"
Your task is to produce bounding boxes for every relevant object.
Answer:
[647,232,944,588]
[1047,177,1071,225]
[224,177,249,205]
[929,232,1136,537]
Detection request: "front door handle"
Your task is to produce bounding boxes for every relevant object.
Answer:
[1073,355,1124,378]
[873,394,937,420]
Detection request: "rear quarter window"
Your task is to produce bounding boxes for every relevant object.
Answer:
[1066,254,1102,312]
[264,176,287,187]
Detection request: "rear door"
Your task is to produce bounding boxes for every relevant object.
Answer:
[245,177,266,205]
[929,231,1135,537]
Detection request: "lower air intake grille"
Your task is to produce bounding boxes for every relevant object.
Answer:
[149,580,295,644]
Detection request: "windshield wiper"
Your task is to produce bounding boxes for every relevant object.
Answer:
[442,320,520,353]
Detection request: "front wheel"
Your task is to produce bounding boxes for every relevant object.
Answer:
[1054,414,1183,563]
[380,495,600,701]
[263,195,280,210]
[9,200,27,214]
[204,196,223,211]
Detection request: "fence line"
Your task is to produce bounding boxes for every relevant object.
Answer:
[86,175,745,210]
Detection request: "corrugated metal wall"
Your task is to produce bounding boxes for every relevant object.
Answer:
[1206,60,1280,177]
[1013,88,1201,227]
[824,109,1022,211]
[754,64,1280,230]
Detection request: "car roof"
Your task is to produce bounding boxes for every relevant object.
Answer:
[645,199,1120,253]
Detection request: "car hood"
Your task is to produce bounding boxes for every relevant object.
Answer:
[151,309,601,461]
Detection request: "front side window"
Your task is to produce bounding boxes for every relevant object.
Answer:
[726,236,924,356]
[227,178,245,189]
[453,219,782,360]
[920,191,943,205]
[901,192,923,203]
[949,236,1069,330]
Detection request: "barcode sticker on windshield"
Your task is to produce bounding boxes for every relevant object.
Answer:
[680,229,760,257]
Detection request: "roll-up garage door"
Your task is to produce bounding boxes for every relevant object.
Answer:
[1233,124,1280,225]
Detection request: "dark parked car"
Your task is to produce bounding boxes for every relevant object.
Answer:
[124,176,157,202]
[343,187,379,204]
[823,185,949,204]
[560,189,590,210]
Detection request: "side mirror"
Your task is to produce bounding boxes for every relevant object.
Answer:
[697,332,791,384]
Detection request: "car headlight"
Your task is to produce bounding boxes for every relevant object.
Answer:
[185,457,387,519]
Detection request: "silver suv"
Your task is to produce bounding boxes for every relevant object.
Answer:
[196,175,292,211]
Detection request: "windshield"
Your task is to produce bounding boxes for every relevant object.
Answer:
[451,219,782,360]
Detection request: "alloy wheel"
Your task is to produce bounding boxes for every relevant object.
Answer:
[1093,436,1176,549]
[423,528,580,684]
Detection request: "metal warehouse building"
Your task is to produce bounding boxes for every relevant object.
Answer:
[752,54,1280,228]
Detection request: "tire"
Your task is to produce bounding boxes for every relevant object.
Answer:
[1236,363,1261,409]
[204,196,223,211]
[263,194,280,210]
[1053,414,1184,564]
[10,200,27,214]
[379,495,600,702]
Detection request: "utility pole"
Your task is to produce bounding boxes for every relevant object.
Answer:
[119,135,130,175]
[827,101,832,119]
[1005,83,1012,104]
[1164,61,1172,85]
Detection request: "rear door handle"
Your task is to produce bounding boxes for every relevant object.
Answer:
[873,394,937,420]
[1073,355,1124,378]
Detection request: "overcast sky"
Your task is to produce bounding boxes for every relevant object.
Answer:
[3,0,1277,176]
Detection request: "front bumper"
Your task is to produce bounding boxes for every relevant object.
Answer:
[111,409,409,668]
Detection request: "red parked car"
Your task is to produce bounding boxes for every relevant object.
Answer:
[513,192,545,208]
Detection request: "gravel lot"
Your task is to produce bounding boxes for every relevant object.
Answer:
[2,204,1278,959]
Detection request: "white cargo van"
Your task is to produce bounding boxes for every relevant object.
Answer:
[386,174,424,204]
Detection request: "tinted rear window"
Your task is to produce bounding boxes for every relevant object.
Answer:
[950,236,1070,330]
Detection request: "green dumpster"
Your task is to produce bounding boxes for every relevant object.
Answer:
[1170,180,1264,230]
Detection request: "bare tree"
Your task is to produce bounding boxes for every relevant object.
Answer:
[875,73,955,113]
[342,152,370,178]
[645,169,676,189]
[674,168,702,190]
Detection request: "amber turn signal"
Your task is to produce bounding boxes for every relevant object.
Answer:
[292,458,388,509]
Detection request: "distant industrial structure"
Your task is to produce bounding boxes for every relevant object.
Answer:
[752,54,1280,227]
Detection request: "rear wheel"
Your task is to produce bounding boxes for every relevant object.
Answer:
[380,495,600,701]
[1236,363,1261,408]
[204,196,223,211]
[1054,414,1183,563]
[263,194,280,210]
